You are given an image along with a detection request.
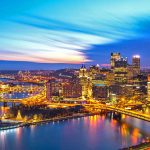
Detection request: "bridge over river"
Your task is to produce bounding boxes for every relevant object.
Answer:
[0,93,150,122]
[84,103,150,122]
[0,90,46,107]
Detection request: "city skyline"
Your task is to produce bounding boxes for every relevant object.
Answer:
[0,1,150,150]
[1,0,150,69]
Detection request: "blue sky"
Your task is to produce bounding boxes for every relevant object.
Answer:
[0,0,150,69]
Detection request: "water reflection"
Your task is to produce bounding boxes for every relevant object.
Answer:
[0,115,149,150]
[0,131,6,150]
[2,92,39,99]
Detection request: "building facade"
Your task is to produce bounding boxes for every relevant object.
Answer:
[132,55,140,77]
[113,57,128,83]
[92,85,108,100]
[110,52,121,69]
[62,80,82,98]
[79,65,92,99]
[46,79,62,101]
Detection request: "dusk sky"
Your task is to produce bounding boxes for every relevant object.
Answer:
[0,0,150,70]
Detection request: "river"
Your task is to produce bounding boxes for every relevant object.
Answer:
[0,114,150,150]
[0,78,43,108]
[0,78,150,150]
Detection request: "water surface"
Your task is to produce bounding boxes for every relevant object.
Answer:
[0,115,149,150]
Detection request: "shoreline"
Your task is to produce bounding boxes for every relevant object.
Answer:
[120,142,150,150]
[0,112,98,131]
[0,112,150,149]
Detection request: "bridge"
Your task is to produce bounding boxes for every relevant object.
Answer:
[0,89,46,107]
[84,104,150,122]
[1,85,43,94]
[0,91,150,122]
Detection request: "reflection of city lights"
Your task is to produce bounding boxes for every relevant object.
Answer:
[131,128,140,144]
[0,131,6,150]
[122,114,126,119]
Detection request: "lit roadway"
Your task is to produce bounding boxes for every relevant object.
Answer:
[0,89,46,106]
[1,85,43,93]
[0,89,150,121]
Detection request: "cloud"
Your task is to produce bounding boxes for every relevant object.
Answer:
[0,15,114,64]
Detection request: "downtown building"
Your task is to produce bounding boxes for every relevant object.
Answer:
[113,57,128,84]
[79,65,92,100]
[109,52,145,103]
[132,55,141,77]
[46,78,82,100]
[46,79,62,101]
[92,84,108,100]
[62,79,82,98]
[110,52,121,69]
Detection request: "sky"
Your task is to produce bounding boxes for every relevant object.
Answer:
[0,0,150,70]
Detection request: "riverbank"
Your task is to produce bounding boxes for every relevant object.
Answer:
[0,112,99,131]
[1,112,150,150]
[120,141,150,150]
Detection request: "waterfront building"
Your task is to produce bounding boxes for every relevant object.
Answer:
[62,80,82,98]
[92,84,108,100]
[110,52,121,69]
[46,79,62,101]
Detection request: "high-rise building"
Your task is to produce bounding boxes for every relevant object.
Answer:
[113,57,128,83]
[62,80,82,98]
[110,52,121,69]
[79,65,92,99]
[46,79,62,101]
[92,84,108,100]
[132,55,140,77]
[79,65,88,78]
[89,64,100,79]
[147,75,150,101]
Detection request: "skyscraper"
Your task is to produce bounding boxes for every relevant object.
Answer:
[132,55,140,77]
[79,65,92,99]
[110,52,121,69]
[113,57,128,83]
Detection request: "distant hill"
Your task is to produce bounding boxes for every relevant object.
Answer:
[0,60,81,70]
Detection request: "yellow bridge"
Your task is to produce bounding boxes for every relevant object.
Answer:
[84,104,150,122]
[0,90,46,106]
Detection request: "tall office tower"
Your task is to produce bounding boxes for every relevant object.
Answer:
[79,65,92,99]
[147,75,150,101]
[114,57,128,83]
[89,64,100,79]
[110,52,121,69]
[132,55,140,77]
[79,64,88,78]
